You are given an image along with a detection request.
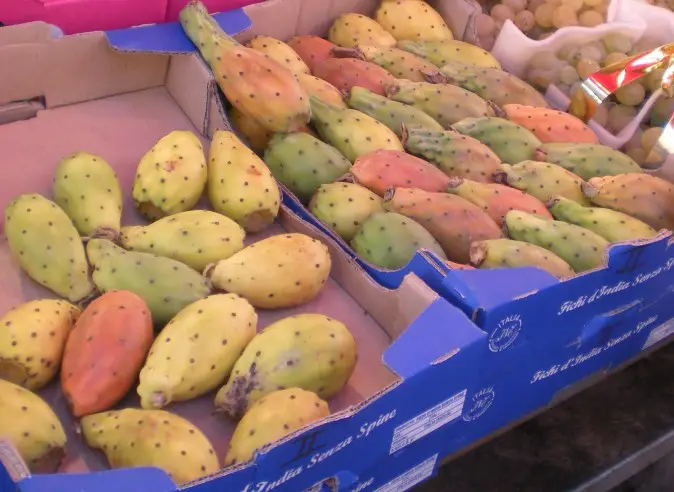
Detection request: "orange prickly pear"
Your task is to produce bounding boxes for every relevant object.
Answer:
[502,104,599,144]
[287,35,336,73]
[313,58,396,96]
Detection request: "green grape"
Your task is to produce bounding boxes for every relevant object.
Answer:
[579,45,603,63]
[559,65,580,85]
[577,58,601,79]
[641,126,664,152]
[615,83,646,106]
[607,104,637,133]
[591,103,609,127]
[649,96,674,126]
[535,3,555,28]
[515,10,536,32]
[503,0,528,13]
[552,5,579,28]
[625,147,646,166]
[603,33,632,54]
[579,10,604,27]
[604,52,628,67]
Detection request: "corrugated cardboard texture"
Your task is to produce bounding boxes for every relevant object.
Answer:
[0,22,55,47]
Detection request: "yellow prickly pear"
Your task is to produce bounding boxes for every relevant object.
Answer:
[214,314,357,418]
[132,131,207,222]
[296,73,347,109]
[52,152,123,238]
[119,210,246,272]
[328,13,396,48]
[179,1,310,133]
[225,388,329,466]
[0,379,66,472]
[137,294,257,409]
[207,130,281,233]
[375,0,454,42]
[4,194,95,303]
[246,35,311,76]
[399,40,499,69]
[0,299,79,391]
[228,106,274,154]
[81,408,219,485]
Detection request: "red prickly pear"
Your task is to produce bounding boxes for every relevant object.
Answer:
[503,104,599,144]
[287,35,336,73]
[313,58,396,96]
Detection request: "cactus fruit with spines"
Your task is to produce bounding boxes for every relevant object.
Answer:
[313,58,396,96]
[502,105,599,144]
[4,194,95,303]
[398,40,501,69]
[204,233,331,309]
[246,35,311,76]
[328,13,396,48]
[495,161,590,205]
[286,35,337,73]
[296,73,347,109]
[214,314,356,418]
[207,130,281,233]
[534,143,644,181]
[61,291,153,417]
[375,0,454,42]
[228,106,274,153]
[351,212,447,269]
[138,294,257,409]
[81,408,219,485]
[225,388,329,466]
[132,130,208,221]
[180,1,310,133]
[332,45,439,82]
[86,238,211,326]
[52,152,123,238]
[0,299,79,390]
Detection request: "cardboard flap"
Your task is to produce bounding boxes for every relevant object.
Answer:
[17,468,176,492]
[0,439,29,483]
[578,299,642,349]
[0,22,56,47]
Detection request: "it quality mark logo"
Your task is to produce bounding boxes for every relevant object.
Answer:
[489,314,522,352]
[463,387,495,422]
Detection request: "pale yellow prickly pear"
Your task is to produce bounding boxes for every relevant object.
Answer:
[0,379,66,472]
[296,73,347,109]
[138,294,257,409]
[0,299,80,390]
[225,388,329,465]
[204,233,331,310]
[375,0,454,42]
[328,13,396,48]
[214,314,356,418]
[207,130,281,233]
[81,408,219,485]
[246,35,311,76]
[132,130,207,222]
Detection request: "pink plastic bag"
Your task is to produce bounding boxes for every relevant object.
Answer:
[165,0,265,22]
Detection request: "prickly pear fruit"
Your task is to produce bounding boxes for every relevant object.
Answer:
[446,177,552,225]
[309,183,385,241]
[333,45,438,82]
[214,314,356,418]
[502,105,599,144]
[132,131,207,221]
[0,299,79,390]
[138,294,256,409]
[547,196,657,243]
[246,35,310,75]
[534,143,644,181]
[582,174,674,231]
[287,35,336,73]
[180,2,310,133]
[229,106,274,153]
[398,40,500,69]
[207,130,281,233]
[375,0,453,41]
[386,80,498,128]
[4,194,95,302]
[120,210,245,272]
[225,388,329,465]
[470,238,575,279]
[445,260,475,270]
[0,379,66,472]
[328,13,396,48]
[313,58,396,96]
[351,212,446,268]
[296,73,347,109]
[61,291,153,417]
[310,96,403,162]
[349,149,450,196]
[428,62,549,109]
[495,161,590,205]
[505,210,609,273]
[452,117,541,164]
[81,408,218,485]
[403,128,501,182]
[86,239,210,326]
[52,152,122,238]
[346,86,444,137]
[204,233,330,309]
[384,188,503,263]
[263,132,352,202]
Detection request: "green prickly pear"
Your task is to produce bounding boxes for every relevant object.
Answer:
[375,0,454,42]
[246,35,311,76]
[0,379,66,473]
[207,130,281,233]
[263,132,352,202]
[328,13,396,48]
[132,130,207,221]
[470,238,575,279]
[86,238,211,326]
[398,40,500,69]
[504,210,609,273]
[138,294,257,409]
[547,196,658,242]
[52,152,122,238]
[225,388,329,466]
[214,314,356,418]
[120,210,245,272]
[81,408,219,485]
[451,117,541,164]
[332,45,439,82]
[345,86,444,137]
[4,194,95,303]
[495,161,590,205]
[204,233,331,309]
[534,143,644,180]
[351,211,447,269]
[309,182,385,241]
[0,299,79,391]
[310,96,403,163]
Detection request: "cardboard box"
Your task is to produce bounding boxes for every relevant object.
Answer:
[0,12,488,492]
